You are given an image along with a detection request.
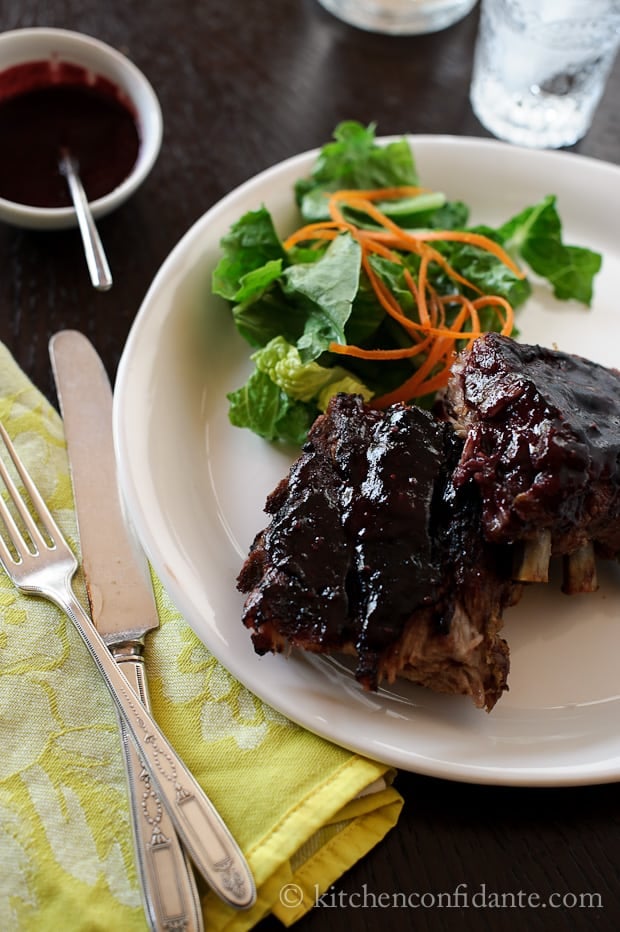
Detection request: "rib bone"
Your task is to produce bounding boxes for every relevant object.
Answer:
[512,530,552,583]
[562,542,598,594]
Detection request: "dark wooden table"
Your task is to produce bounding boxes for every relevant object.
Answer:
[1,3,619,931]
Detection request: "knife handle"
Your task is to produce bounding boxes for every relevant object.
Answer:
[114,653,204,932]
[58,587,256,911]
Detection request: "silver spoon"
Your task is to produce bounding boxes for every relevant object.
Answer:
[59,151,113,292]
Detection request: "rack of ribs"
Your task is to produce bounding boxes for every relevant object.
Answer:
[442,333,620,593]
[238,393,520,711]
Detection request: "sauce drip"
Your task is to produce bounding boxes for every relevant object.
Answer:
[0,60,141,208]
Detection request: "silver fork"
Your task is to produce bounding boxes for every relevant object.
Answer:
[0,422,256,913]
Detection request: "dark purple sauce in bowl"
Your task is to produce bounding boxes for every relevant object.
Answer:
[0,28,162,229]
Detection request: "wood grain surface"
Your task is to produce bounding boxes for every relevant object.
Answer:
[1,3,619,930]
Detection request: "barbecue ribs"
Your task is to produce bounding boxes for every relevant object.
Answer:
[238,393,519,710]
[443,333,620,592]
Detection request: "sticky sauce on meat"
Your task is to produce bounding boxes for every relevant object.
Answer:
[239,394,451,686]
[447,333,620,552]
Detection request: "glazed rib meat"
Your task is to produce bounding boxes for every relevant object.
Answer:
[238,393,519,710]
[443,333,620,592]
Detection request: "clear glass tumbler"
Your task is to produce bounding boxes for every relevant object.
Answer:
[316,0,478,34]
[470,0,620,148]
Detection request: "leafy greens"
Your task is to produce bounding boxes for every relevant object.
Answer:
[213,121,602,445]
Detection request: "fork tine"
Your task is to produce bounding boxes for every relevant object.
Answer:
[0,423,61,555]
[0,490,21,566]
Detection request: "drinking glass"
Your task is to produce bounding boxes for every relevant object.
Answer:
[316,0,478,34]
[469,0,620,148]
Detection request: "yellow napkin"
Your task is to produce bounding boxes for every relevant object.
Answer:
[0,342,403,931]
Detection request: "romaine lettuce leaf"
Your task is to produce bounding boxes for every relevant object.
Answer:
[231,286,305,349]
[254,335,372,404]
[498,195,602,305]
[212,207,287,300]
[432,236,532,309]
[227,367,315,445]
[227,335,372,444]
[295,121,419,221]
[281,232,362,361]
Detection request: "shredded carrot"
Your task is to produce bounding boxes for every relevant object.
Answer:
[284,186,523,406]
[283,221,340,249]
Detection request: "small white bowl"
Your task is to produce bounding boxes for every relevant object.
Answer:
[0,27,163,230]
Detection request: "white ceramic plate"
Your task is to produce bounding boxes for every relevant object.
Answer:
[114,136,620,786]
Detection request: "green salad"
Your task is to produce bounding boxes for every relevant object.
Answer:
[212,121,602,446]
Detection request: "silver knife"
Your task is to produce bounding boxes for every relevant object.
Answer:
[50,329,203,931]
[49,330,255,923]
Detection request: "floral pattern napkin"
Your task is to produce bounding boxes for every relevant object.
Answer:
[0,341,403,931]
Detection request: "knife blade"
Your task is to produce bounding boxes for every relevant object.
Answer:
[49,329,209,931]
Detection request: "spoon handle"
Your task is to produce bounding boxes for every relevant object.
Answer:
[60,153,113,292]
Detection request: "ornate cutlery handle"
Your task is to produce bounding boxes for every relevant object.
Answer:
[115,653,204,931]
[54,585,255,911]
